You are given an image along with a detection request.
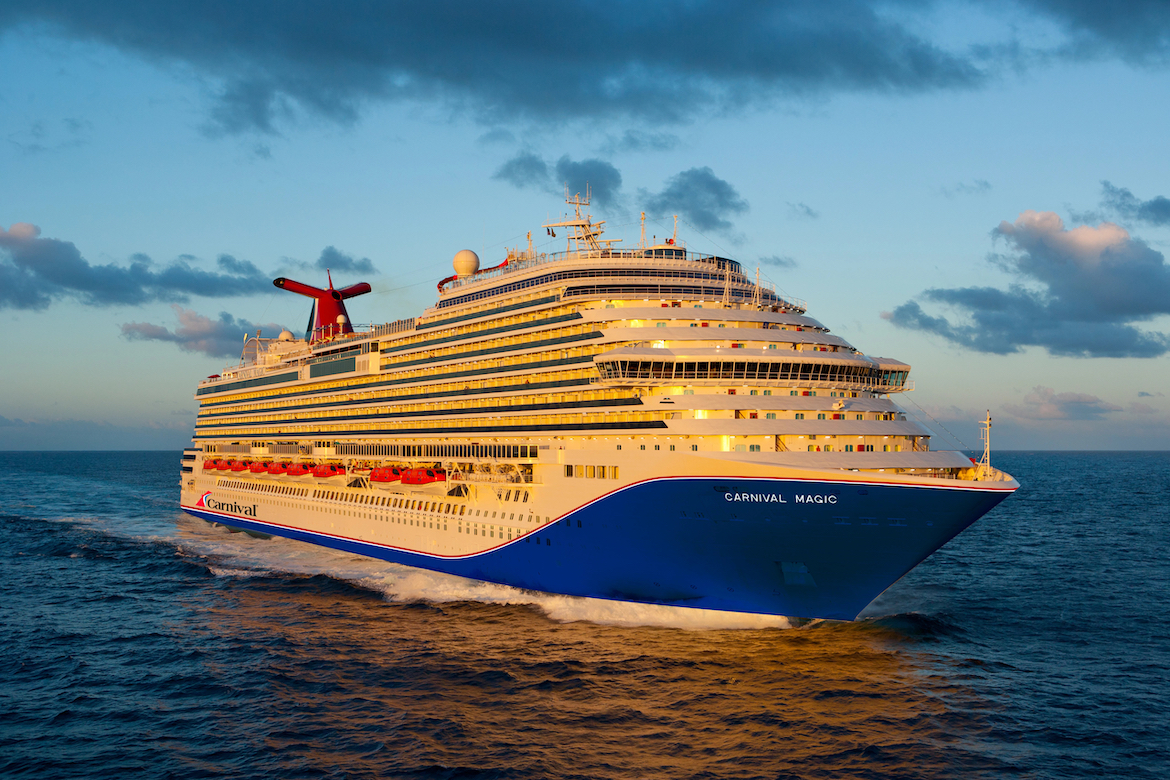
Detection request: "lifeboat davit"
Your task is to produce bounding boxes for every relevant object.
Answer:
[249,461,270,474]
[312,464,346,479]
[370,466,403,483]
[286,463,311,477]
[268,462,289,475]
[402,468,446,485]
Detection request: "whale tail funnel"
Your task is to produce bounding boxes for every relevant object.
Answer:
[273,273,371,343]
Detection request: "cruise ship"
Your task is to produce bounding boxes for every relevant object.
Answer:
[180,194,1017,620]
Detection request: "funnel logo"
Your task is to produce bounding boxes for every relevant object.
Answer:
[196,491,211,508]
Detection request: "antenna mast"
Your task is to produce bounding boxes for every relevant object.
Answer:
[977,411,992,480]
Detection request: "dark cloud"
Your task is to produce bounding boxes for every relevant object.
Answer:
[1137,390,1164,397]
[121,305,286,358]
[1100,181,1170,226]
[0,1,993,135]
[553,157,623,209]
[316,246,375,275]
[1004,385,1122,421]
[1028,0,1170,63]
[884,211,1170,357]
[494,153,623,209]
[0,223,272,310]
[642,167,748,233]
[760,255,798,269]
[493,152,551,190]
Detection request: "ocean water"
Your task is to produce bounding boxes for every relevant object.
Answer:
[0,451,1167,780]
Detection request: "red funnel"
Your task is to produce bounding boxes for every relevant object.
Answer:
[273,271,371,343]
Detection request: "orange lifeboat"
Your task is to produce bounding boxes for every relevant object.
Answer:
[202,460,219,471]
[249,461,270,474]
[402,468,446,485]
[312,464,346,479]
[230,461,250,473]
[268,462,289,475]
[216,460,233,471]
[370,466,403,483]
[286,463,311,476]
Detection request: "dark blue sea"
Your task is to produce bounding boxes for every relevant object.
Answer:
[1,452,1167,779]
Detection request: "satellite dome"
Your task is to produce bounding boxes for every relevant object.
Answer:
[453,249,480,277]
[278,329,294,341]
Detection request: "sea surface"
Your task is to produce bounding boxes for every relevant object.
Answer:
[0,451,1167,780]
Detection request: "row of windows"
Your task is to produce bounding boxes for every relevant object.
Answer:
[203,368,595,418]
[196,389,638,429]
[381,323,600,371]
[331,443,540,460]
[214,479,307,497]
[808,444,899,452]
[596,359,907,388]
[438,265,756,309]
[616,443,699,452]
[194,411,673,438]
[564,465,619,479]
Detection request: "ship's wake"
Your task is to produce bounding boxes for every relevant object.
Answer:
[180,516,793,630]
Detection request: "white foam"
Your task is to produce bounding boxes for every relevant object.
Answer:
[207,566,268,579]
[173,516,793,630]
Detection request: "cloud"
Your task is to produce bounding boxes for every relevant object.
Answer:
[1,2,996,135]
[477,128,516,146]
[1030,1,1170,63]
[1128,402,1158,415]
[316,246,375,275]
[760,255,798,269]
[940,179,992,198]
[1137,391,1164,397]
[553,157,623,208]
[642,167,748,233]
[599,130,680,155]
[493,153,623,209]
[1100,181,1170,226]
[787,202,820,220]
[884,210,1170,357]
[0,223,272,310]
[121,305,286,358]
[493,152,550,190]
[1004,386,1122,421]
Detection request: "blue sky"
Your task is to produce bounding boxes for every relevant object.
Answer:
[2,1,1169,450]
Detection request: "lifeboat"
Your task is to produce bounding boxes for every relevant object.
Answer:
[312,463,346,479]
[268,462,289,475]
[370,466,403,483]
[249,461,270,474]
[202,459,219,471]
[216,460,233,471]
[402,468,446,485]
[286,463,311,477]
[230,461,251,472]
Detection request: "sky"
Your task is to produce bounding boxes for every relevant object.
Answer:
[2,0,1169,450]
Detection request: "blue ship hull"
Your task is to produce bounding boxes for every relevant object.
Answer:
[184,476,1012,620]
